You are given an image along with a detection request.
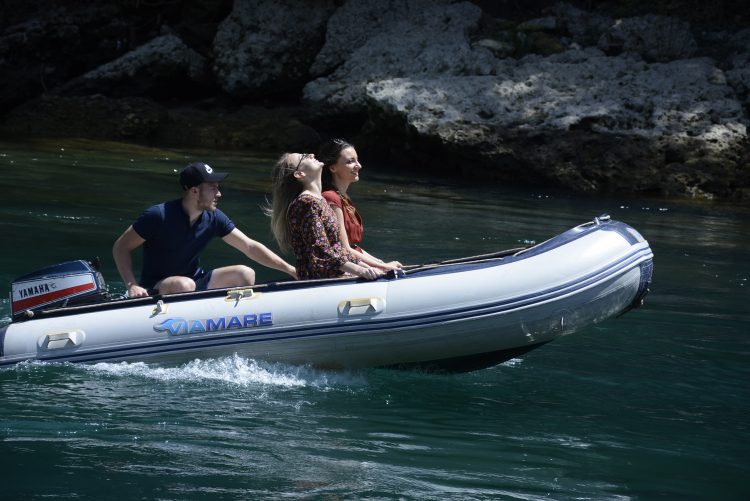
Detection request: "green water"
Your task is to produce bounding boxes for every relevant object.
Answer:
[1,139,748,499]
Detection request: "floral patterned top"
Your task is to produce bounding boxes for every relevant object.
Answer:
[288,193,358,279]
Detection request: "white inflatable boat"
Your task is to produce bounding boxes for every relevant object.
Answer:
[0,216,653,372]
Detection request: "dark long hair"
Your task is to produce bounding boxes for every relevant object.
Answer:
[318,138,354,193]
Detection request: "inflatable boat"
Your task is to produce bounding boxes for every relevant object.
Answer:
[0,216,653,372]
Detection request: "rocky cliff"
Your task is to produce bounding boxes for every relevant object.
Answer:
[1,0,748,199]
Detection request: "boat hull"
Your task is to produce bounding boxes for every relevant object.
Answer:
[0,218,653,372]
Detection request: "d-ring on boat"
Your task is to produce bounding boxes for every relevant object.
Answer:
[0,216,653,372]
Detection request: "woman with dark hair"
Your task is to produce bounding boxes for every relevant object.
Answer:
[267,152,383,281]
[318,138,402,272]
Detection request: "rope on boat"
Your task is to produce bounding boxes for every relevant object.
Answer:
[402,247,527,273]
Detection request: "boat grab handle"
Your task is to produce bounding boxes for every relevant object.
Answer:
[38,331,85,351]
[338,297,385,317]
[225,288,257,305]
[151,299,168,317]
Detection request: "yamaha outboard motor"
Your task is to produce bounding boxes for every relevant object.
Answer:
[10,259,108,321]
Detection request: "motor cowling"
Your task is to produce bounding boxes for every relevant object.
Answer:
[10,260,108,321]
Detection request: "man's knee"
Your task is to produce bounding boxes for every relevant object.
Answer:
[209,265,255,288]
[156,276,196,294]
[238,265,255,285]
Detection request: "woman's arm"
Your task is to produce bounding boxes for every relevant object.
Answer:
[358,247,403,271]
[341,261,383,280]
[329,205,402,271]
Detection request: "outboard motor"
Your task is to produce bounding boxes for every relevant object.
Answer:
[10,259,108,321]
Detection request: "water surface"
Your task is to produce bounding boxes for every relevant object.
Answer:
[1,139,748,499]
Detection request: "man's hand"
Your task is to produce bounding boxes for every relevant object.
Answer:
[127,283,149,298]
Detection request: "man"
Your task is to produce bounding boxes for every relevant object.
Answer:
[113,161,297,297]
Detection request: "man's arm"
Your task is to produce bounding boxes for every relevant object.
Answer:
[223,228,297,279]
[112,225,149,297]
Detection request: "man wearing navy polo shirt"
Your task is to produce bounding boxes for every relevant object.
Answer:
[113,162,297,297]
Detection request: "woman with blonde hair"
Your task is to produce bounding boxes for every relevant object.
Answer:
[268,152,383,281]
[319,138,402,272]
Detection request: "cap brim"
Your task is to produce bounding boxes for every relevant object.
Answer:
[204,171,228,183]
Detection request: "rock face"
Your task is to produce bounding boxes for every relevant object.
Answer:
[0,0,748,199]
[0,3,130,111]
[302,1,749,199]
[363,50,747,197]
[213,0,336,98]
[1,95,320,150]
[725,29,750,114]
[304,0,496,115]
[61,34,212,99]
[596,14,697,62]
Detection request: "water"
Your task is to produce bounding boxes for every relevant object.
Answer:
[1,139,748,499]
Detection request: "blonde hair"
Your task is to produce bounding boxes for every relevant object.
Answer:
[266,153,303,254]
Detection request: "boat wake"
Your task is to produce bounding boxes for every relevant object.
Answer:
[0,297,9,326]
[83,354,368,389]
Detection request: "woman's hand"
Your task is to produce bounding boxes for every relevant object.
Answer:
[376,260,403,271]
[356,265,385,280]
[286,264,299,280]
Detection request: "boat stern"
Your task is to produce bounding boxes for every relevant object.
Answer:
[0,322,7,359]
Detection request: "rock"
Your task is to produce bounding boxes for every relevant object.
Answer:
[0,94,319,151]
[546,2,612,47]
[725,29,750,113]
[212,0,336,98]
[0,95,165,140]
[598,14,697,62]
[303,0,497,115]
[518,16,558,31]
[514,30,565,57]
[473,38,516,58]
[60,33,212,99]
[1,0,747,199]
[0,3,129,112]
[153,106,321,151]
[364,49,747,197]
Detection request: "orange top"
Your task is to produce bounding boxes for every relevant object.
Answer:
[322,190,364,248]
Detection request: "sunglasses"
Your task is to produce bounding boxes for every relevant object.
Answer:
[295,153,312,172]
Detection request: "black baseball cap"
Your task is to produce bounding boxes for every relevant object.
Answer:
[179,162,228,190]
